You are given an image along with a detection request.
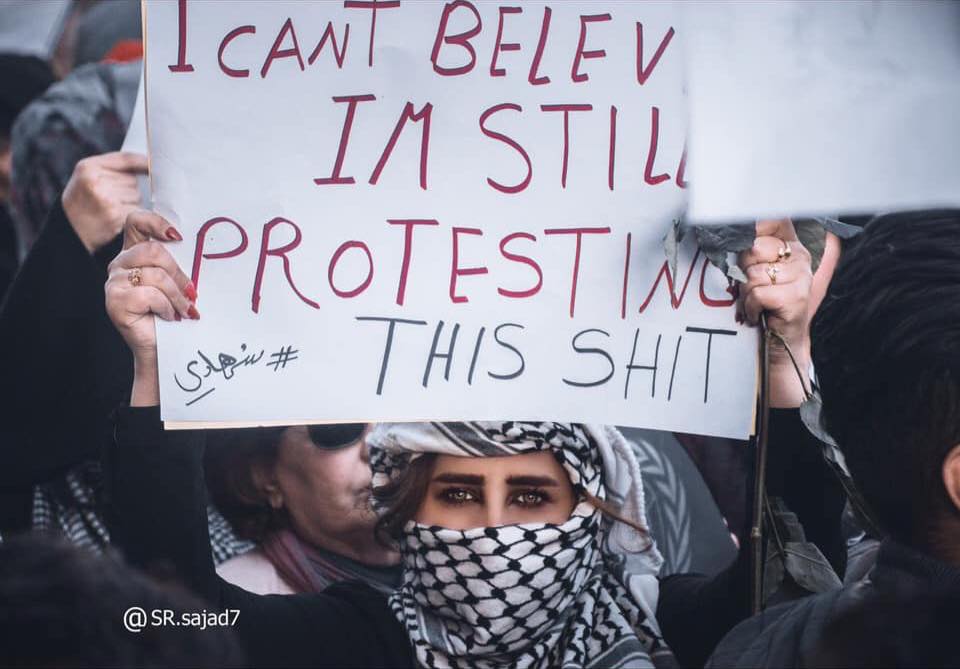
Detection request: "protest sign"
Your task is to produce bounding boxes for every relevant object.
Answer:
[121,66,151,207]
[144,0,758,439]
[683,0,960,223]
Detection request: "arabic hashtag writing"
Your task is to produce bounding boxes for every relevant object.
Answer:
[174,344,300,406]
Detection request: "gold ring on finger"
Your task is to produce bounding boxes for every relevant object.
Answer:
[766,264,780,285]
[777,244,792,260]
[128,267,143,287]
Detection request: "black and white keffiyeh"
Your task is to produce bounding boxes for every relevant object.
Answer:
[23,461,253,564]
[368,422,674,669]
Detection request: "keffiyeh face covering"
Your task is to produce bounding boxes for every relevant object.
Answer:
[369,422,674,669]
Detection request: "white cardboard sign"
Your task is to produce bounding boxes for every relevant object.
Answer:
[683,0,960,222]
[144,0,758,439]
[120,65,151,207]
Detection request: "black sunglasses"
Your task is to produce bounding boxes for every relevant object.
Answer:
[307,423,368,450]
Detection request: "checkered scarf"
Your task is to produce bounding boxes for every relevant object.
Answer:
[24,461,252,565]
[369,422,673,669]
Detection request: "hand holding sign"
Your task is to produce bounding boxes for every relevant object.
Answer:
[62,152,149,253]
[737,218,814,407]
[105,211,198,366]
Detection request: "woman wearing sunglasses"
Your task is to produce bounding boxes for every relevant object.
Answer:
[104,211,838,667]
[205,422,399,596]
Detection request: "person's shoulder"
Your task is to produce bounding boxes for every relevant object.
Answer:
[216,548,296,596]
[281,581,411,667]
[322,579,397,617]
[317,581,407,644]
[707,589,846,668]
[253,579,399,636]
[231,579,411,668]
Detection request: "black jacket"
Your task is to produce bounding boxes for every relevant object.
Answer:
[707,540,960,667]
[0,200,127,533]
[656,409,846,667]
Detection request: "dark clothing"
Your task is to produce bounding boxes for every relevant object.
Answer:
[677,409,847,577]
[0,205,17,301]
[0,61,139,535]
[707,540,960,668]
[0,55,54,135]
[3,61,139,452]
[108,404,843,668]
[674,431,751,546]
[765,411,847,577]
[0,199,127,533]
[0,53,55,305]
[657,409,846,668]
[658,550,751,668]
[108,406,413,668]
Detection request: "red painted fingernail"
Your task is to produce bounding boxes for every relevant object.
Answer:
[183,281,197,302]
[165,227,183,241]
[187,305,200,320]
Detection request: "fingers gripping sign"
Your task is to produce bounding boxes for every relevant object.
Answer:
[736,218,815,407]
[120,209,187,249]
[62,151,150,254]
[105,210,199,363]
[737,218,812,328]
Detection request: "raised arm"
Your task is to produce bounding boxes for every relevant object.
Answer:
[739,220,845,573]
[658,221,845,666]
[102,209,214,595]
[0,152,147,490]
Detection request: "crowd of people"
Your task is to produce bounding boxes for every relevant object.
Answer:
[2,2,960,667]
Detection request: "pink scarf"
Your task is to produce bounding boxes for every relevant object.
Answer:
[261,529,399,595]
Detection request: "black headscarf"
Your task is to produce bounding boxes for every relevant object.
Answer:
[0,55,54,138]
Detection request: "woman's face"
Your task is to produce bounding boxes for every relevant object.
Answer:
[415,451,577,529]
[270,426,377,547]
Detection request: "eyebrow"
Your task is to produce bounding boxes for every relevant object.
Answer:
[506,475,560,487]
[432,473,484,485]
[430,473,562,487]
